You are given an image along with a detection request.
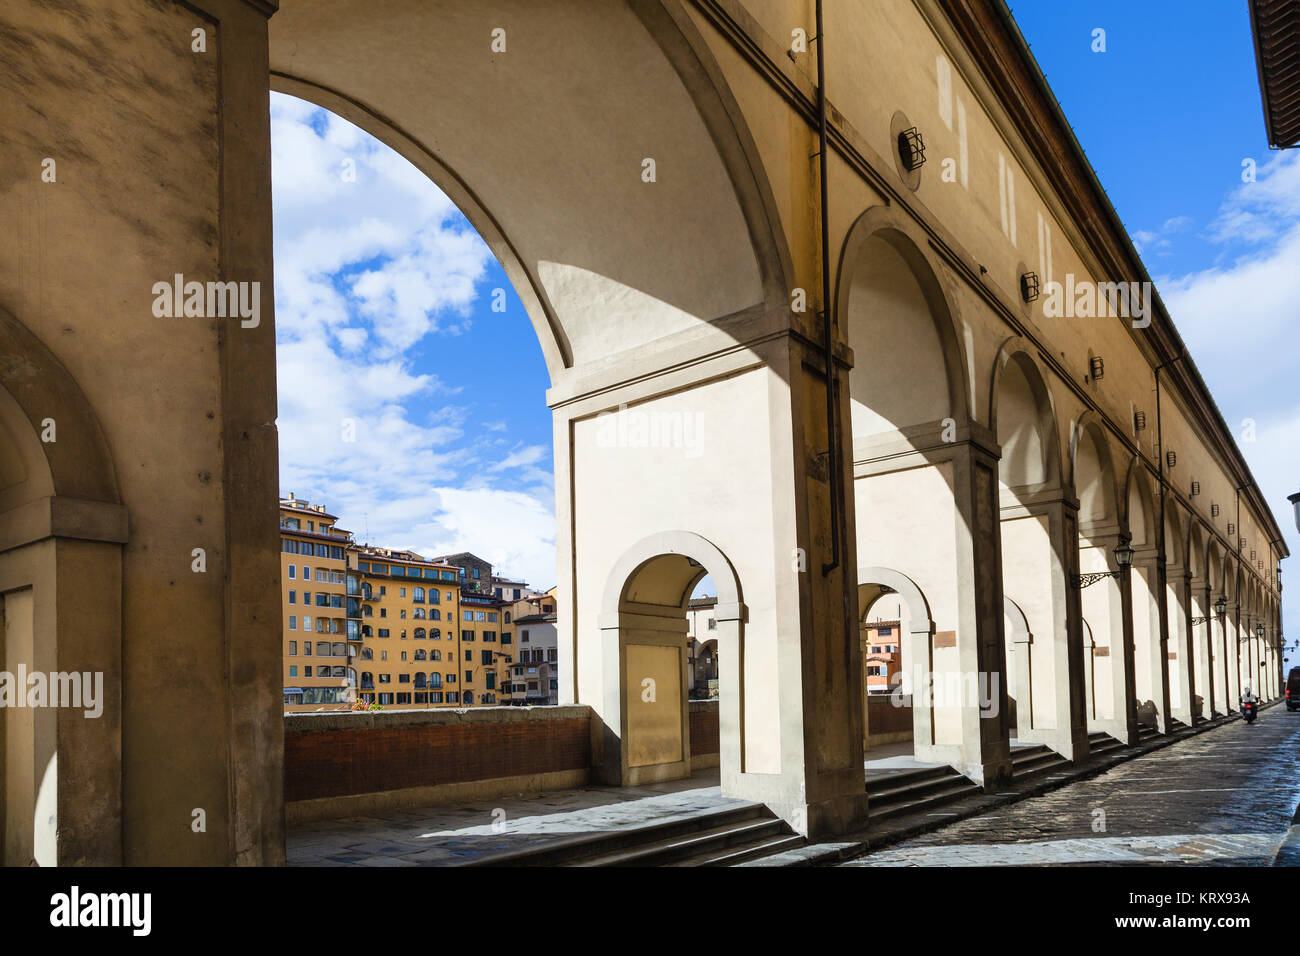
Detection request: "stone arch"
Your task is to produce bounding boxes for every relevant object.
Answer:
[858,567,937,753]
[269,0,793,380]
[0,304,125,865]
[1122,459,1158,548]
[598,531,745,788]
[1069,414,1120,531]
[0,305,121,506]
[836,205,972,445]
[990,339,1063,494]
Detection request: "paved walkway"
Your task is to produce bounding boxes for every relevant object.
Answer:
[288,769,746,866]
[288,744,948,866]
[842,706,1300,866]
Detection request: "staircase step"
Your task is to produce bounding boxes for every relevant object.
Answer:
[669,832,808,867]
[863,763,957,790]
[572,816,790,867]
[465,803,769,867]
[868,777,981,820]
[868,768,974,807]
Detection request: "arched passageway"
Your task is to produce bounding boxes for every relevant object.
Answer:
[993,343,1087,760]
[598,532,748,791]
[842,211,1010,786]
[0,307,126,865]
[1071,418,1137,743]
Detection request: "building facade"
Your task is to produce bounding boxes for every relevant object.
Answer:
[508,612,558,704]
[862,620,902,695]
[280,496,356,712]
[1,0,1288,863]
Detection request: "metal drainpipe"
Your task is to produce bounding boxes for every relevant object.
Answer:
[815,0,840,576]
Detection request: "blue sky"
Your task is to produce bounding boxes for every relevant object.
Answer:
[270,0,1299,660]
[1008,0,1300,670]
[270,93,556,587]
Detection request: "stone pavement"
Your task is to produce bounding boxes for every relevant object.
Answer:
[842,706,1300,866]
[287,769,749,866]
[288,738,939,866]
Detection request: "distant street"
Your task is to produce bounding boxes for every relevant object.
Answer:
[844,706,1300,866]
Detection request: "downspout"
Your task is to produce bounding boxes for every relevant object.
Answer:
[815,0,840,576]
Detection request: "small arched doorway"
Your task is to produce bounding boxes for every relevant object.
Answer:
[598,532,745,790]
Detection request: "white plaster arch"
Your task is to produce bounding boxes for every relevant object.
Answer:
[989,338,1064,493]
[269,0,793,380]
[836,206,973,442]
[598,531,746,789]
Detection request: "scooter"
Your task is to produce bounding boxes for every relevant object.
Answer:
[1242,700,1258,723]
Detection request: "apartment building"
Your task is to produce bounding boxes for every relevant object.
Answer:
[353,546,466,708]
[507,611,557,704]
[280,495,358,712]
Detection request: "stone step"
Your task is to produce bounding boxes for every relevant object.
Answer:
[571,815,795,867]
[1011,745,1072,781]
[668,831,809,867]
[868,767,976,807]
[867,775,982,821]
[1087,731,1127,756]
[464,803,771,867]
[863,763,957,791]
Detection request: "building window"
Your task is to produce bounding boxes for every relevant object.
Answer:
[379,674,391,684]
[462,630,474,642]
[289,616,297,631]
[481,650,493,665]
[521,630,529,642]
[708,618,716,631]
[288,565,296,580]
[288,642,297,656]
[446,673,456,684]
[464,670,473,683]
[289,665,297,677]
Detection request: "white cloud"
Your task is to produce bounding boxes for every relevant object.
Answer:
[1155,150,1300,666]
[271,92,556,587]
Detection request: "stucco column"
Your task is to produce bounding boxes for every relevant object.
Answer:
[948,434,1013,786]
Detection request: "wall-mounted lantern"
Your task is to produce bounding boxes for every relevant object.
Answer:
[1089,355,1105,381]
[1073,539,1134,589]
[1020,272,1039,302]
[897,127,926,170]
